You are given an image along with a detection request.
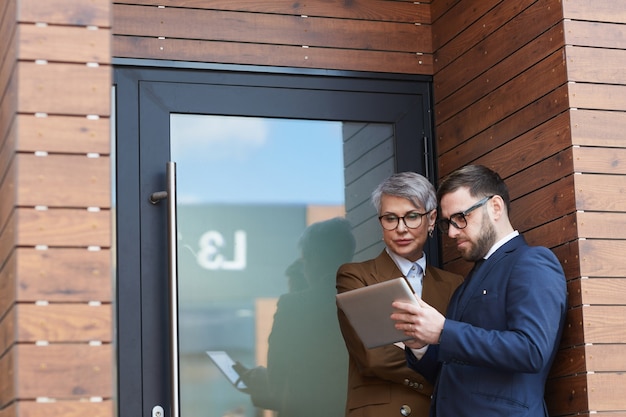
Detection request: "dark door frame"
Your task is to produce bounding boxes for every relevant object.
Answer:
[114,63,436,417]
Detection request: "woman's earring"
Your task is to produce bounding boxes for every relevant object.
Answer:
[428,228,434,237]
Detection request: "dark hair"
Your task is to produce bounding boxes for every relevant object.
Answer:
[371,172,437,213]
[437,165,511,213]
[298,217,355,273]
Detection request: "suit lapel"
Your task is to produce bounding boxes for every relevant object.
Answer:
[452,235,524,319]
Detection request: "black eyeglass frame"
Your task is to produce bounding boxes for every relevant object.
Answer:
[378,210,431,231]
[437,195,495,233]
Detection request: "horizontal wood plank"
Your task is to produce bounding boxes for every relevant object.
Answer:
[570,110,626,148]
[577,212,626,239]
[17,304,111,343]
[565,20,626,48]
[18,24,111,64]
[569,82,626,111]
[113,4,432,53]
[0,307,16,356]
[14,344,112,401]
[588,373,626,410]
[17,208,111,248]
[113,36,432,75]
[15,400,112,417]
[579,240,626,278]
[17,154,110,208]
[436,49,567,154]
[582,306,626,343]
[580,278,626,305]
[18,0,111,27]
[18,62,110,116]
[562,0,626,24]
[522,212,579,250]
[113,0,430,23]
[573,146,626,175]
[586,344,626,372]
[566,46,626,84]
[551,240,582,281]
[16,248,112,302]
[575,174,626,211]
[16,115,110,155]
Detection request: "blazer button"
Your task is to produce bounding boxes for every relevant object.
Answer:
[417,383,423,390]
[400,405,411,416]
[403,378,410,386]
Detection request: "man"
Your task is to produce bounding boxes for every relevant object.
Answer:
[337,172,462,417]
[240,217,355,417]
[391,165,567,417]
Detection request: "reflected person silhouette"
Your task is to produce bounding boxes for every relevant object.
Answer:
[238,217,356,417]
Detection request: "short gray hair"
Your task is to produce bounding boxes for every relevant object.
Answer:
[371,172,437,214]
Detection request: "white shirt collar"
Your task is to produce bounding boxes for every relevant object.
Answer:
[484,230,519,260]
[385,247,426,277]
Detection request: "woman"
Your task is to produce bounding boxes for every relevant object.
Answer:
[336,172,462,417]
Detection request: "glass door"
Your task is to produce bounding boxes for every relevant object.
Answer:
[171,114,346,417]
[114,66,434,417]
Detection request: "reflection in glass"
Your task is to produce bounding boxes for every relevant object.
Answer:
[171,115,347,417]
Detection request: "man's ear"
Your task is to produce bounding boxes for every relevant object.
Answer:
[490,195,506,220]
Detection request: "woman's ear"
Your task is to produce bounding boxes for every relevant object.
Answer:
[427,208,437,226]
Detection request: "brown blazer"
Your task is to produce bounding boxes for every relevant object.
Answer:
[336,250,463,417]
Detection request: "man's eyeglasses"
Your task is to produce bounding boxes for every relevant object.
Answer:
[436,195,495,233]
[379,211,429,231]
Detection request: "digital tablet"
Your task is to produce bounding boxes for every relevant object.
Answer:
[336,277,419,349]
[206,350,247,389]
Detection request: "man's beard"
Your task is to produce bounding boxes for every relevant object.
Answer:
[465,211,496,262]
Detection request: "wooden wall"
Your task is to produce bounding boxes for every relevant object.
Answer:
[431,0,626,415]
[112,0,434,75]
[0,0,113,416]
[0,0,621,416]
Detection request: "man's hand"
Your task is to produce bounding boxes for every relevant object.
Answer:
[391,298,446,345]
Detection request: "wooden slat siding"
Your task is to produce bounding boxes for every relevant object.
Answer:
[436,48,567,156]
[14,401,113,417]
[436,22,565,124]
[579,240,626,277]
[580,279,626,305]
[433,0,564,102]
[575,174,626,212]
[586,345,626,371]
[17,208,110,247]
[19,24,112,64]
[577,212,626,240]
[588,374,626,411]
[5,0,113,414]
[572,147,626,175]
[13,344,112,401]
[17,304,112,342]
[566,46,626,84]
[550,345,585,378]
[545,373,588,416]
[431,0,502,52]
[115,0,432,23]
[113,37,434,75]
[17,154,110,207]
[570,110,626,148]
[564,20,626,49]
[16,115,110,155]
[17,0,111,27]
[562,0,626,24]
[18,62,110,116]
[569,83,626,111]
[114,5,429,52]
[438,85,570,178]
[581,306,626,343]
[111,2,433,75]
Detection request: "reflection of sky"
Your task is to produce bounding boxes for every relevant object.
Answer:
[171,114,345,205]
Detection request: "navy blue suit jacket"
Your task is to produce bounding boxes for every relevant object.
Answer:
[407,235,567,417]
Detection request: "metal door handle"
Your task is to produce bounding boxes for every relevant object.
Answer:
[149,161,180,417]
